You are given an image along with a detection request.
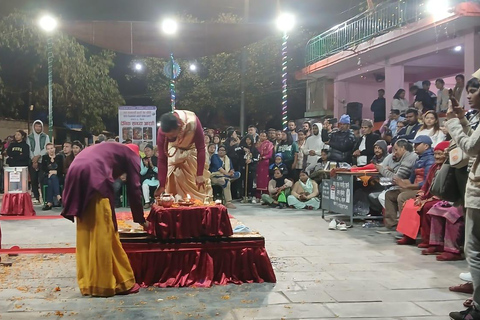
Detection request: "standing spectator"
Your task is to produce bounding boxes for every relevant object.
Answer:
[435,78,450,112]
[414,110,446,147]
[72,140,84,156]
[411,84,435,113]
[446,76,480,320]
[302,121,312,138]
[304,123,324,173]
[62,141,75,174]
[422,80,437,106]
[225,130,242,199]
[287,171,320,210]
[274,130,283,152]
[96,134,106,144]
[292,130,307,181]
[267,128,277,143]
[243,125,259,144]
[27,120,50,204]
[391,89,409,114]
[41,143,64,210]
[240,135,260,203]
[353,119,380,166]
[287,120,298,142]
[392,109,421,144]
[256,131,274,198]
[277,131,298,177]
[453,74,465,106]
[6,130,30,167]
[328,114,356,164]
[322,118,337,143]
[140,144,158,209]
[371,89,386,122]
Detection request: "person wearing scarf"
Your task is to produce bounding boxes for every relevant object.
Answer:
[261,168,293,209]
[287,170,320,210]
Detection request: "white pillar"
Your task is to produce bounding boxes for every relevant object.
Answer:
[385,65,404,112]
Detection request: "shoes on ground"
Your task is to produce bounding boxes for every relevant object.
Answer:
[436,252,464,261]
[464,298,474,308]
[328,219,337,230]
[421,246,443,255]
[449,282,474,294]
[460,272,473,282]
[276,203,285,209]
[251,198,257,204]
[32,199,40,205]
[397,236,415,245]
[449,306,480,320]
[336,221,347,231]
[42,204,52,211]
[143,203,151,209]
[304,206,314,210]
[417,242,430,249]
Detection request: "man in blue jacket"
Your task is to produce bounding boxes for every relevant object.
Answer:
[384,135,435,232]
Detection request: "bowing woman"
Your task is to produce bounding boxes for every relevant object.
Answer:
[61,143,147,297]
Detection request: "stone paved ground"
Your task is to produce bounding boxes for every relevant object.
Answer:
[0,203,470,319]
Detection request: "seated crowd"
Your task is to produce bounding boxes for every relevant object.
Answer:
[203,75,478,264]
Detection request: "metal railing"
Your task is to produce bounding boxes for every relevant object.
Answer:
[305,0,468,66]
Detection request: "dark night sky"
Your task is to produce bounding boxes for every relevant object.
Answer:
[0,0,368,128]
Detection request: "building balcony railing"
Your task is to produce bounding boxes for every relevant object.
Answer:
[305,0,469,66]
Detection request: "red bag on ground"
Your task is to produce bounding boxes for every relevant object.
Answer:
[396,198,421,239]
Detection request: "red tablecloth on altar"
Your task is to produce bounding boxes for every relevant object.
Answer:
[124,240,276,287]
[0,193,36,216]
[146,205,233,239]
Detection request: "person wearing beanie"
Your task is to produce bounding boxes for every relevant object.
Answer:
[372,140,388,165]
[353,119,380,166]
[328,114,356,164]
[61,143,147,297]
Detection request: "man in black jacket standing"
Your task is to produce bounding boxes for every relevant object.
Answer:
[328,114,357,164]
[353,119,380,166]
[371,89,386,122]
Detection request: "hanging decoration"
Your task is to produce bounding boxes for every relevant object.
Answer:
[281,32,288,130]
[163,54,181,111]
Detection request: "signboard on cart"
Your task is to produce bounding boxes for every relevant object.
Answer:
[118,106,157,147]
[329,174,353,216]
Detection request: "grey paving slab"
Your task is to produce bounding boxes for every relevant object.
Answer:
[232,303,336,319]
[0,202,470,319]
[325,301,432,318]
[415,300,468,316]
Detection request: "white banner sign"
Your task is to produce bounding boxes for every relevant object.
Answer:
[118,106,157,147]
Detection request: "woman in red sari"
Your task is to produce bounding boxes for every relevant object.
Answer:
[256,131,274,198]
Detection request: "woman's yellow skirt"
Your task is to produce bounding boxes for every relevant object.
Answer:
[76,193,135,297]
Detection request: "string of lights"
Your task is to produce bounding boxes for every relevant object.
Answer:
[281,32,288,130]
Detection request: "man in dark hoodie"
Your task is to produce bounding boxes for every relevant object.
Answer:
[27,120,50,204]
[371,140,387,165]
[6,130,30,167]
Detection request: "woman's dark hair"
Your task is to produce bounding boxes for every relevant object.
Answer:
[420,110,440,133]
[160,112,179,133]
[204,134,211,144]
[466,77,480,91]
[456,74,465,81]
[16,130,27,142]
[281,130,293,145]
[244,134,254,147]
[393,89,405,100]
[207,143,216,150]
[218,145,227,151]
[72,140,84,150]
